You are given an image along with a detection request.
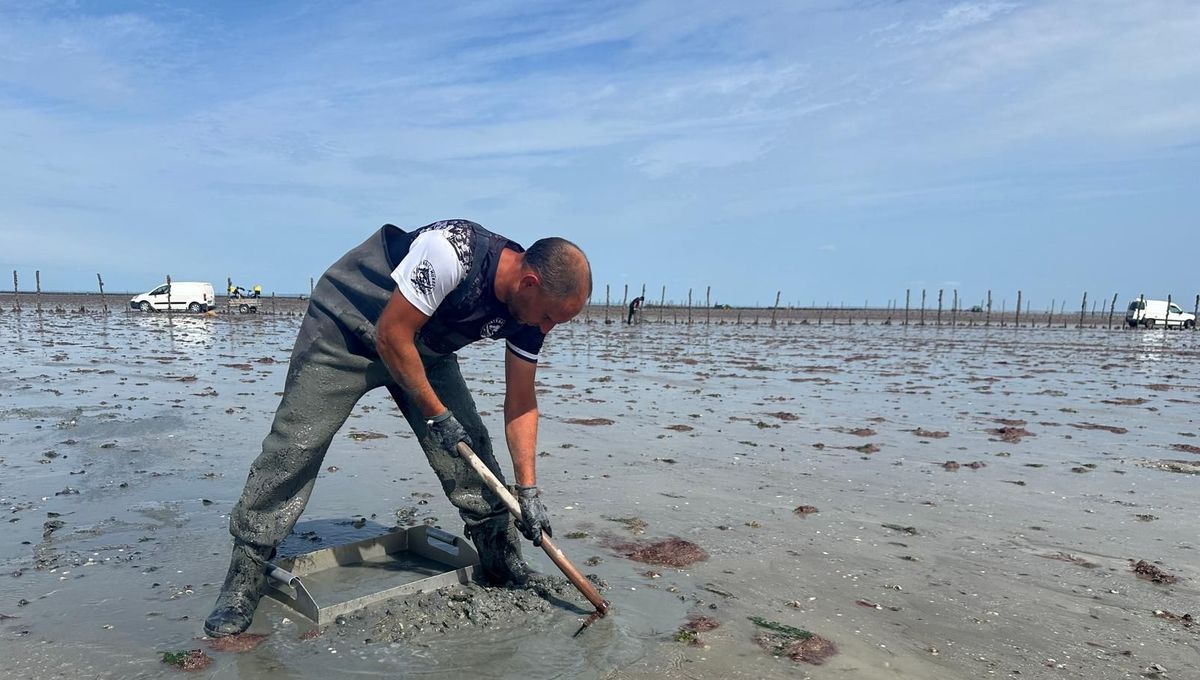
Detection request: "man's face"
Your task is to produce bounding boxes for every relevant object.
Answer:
[509,278,585,334]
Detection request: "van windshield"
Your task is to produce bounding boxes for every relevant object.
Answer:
[150,285,169,296]
[1127,301,1143,311]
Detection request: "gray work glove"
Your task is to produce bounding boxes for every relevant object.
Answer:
[515,485,553,546]
[426,410,472,456]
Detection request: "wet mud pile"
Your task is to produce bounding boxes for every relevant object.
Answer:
[323,575,604,643]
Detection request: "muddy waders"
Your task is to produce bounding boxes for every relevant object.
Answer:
[205,229,529,637]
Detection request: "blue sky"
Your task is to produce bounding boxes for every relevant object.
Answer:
[1,0,1197,307]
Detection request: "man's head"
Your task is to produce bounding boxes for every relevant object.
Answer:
[509,237,592,334]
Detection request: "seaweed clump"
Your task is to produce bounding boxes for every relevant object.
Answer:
[603,537,708,567]
[674,613,721,646]
[1132,559,1179,584]
[208,633,269,652]
[161,649,212,671]
[749,616,838,665]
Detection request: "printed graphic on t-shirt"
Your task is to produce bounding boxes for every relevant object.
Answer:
[391,230,470,316]
[410,260,436,294]
[480,317,506,339]
[427,221,474,269]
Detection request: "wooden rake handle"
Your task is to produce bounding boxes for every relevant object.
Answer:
[456,442,610,618]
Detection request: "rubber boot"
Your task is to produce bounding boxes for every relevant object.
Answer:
[204,542,272,637]
[468,518,530,587]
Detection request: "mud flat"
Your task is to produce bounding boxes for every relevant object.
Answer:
[1,311,1198,679]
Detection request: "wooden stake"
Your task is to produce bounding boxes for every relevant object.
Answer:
[770,291,781,327]
[605,285,610,324]
[920,289,926,326]
[35,270,42,313]
[166,275,173,318]
[986,290,992,327]
[1078,292,1087,329]
[1047,299,1055,328]
[936,289,943,326]
[621,284,628,324]
[904,289,910,326]
[706,286,711,325]
[687,288,693,325]
[952,289,958,327]
[1108,293,1118,329]
[659,286,666,323]
[12,270,19,312]
[97,273,107,313]
[1015,290,1022,327]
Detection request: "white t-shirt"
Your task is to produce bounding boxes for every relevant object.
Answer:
[390,229,469,316]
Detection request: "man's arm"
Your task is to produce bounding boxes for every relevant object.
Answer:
[503,348,539,487]
[376,291,444,418]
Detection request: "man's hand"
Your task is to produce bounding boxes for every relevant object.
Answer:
[515,485,552,546]
[427,410,472,455]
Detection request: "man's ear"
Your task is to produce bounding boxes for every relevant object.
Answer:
[519,272,541,290]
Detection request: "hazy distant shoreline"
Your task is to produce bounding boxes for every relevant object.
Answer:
[4,291,1188,329]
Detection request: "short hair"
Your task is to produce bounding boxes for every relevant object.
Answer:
[524,237,592,299]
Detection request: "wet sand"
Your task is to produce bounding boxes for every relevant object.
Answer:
[1,310,1198,679]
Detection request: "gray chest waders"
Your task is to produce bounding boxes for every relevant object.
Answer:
[226,224,526,579]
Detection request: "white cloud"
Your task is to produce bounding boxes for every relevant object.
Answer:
[917,2,1018,36]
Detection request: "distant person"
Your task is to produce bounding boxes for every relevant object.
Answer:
[627,295,644,324]
[204,220,592,637]
[251,284,262,298]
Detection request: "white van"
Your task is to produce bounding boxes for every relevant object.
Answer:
[1126,298,1195,328]
[130,281,216,313]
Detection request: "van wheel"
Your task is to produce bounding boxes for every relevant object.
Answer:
[1145,319,1156,328]
[139,301,152,312]
[239,304,249,313]
[1186,320,1195,329]
[188,302,202,313]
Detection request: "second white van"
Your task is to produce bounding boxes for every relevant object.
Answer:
[130,281,216,313]
[1126,299,1195,328]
